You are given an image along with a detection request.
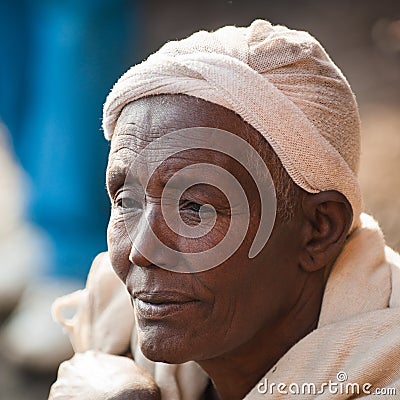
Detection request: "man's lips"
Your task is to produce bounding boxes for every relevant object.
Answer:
[133,291,197,304]
[131,291,201,320]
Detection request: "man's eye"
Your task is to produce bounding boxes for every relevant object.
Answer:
[187,202,202,213]
[181,201,214,214]
[116,197,141,211]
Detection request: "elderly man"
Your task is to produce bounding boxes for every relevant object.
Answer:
[49,20,400,399]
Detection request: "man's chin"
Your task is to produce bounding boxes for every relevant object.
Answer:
[137,329,194,365]
[140,340,191,365]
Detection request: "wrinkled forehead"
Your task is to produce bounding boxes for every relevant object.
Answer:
[106,95,273,196]
[109,95,258,152]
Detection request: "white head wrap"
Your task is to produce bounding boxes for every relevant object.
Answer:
[103,19,362,227]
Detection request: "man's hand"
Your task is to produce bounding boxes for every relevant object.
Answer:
[48,351,161,400]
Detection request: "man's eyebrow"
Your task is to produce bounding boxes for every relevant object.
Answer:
[106,166,127,197]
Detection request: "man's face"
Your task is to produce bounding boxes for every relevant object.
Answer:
[106,95,305,364]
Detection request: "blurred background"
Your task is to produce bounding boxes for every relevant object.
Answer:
[0,0,399,398]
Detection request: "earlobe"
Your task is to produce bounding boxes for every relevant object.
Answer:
[299,191,353,273]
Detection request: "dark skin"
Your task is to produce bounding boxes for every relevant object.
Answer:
[106,94,353,400]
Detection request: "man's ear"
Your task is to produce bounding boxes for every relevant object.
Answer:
[299,191,353,272]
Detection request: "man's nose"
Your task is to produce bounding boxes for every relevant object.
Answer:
[128,205,179,270]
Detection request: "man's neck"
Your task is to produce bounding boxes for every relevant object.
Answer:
[198,271,325,400]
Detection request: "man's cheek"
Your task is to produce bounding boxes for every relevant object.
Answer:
[107,218,132,282]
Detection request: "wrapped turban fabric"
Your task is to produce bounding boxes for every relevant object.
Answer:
[103,19,362,229]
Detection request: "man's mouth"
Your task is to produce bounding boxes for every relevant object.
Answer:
[132,291,200,320]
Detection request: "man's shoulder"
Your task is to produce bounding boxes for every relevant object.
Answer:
[384,245,400,308]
